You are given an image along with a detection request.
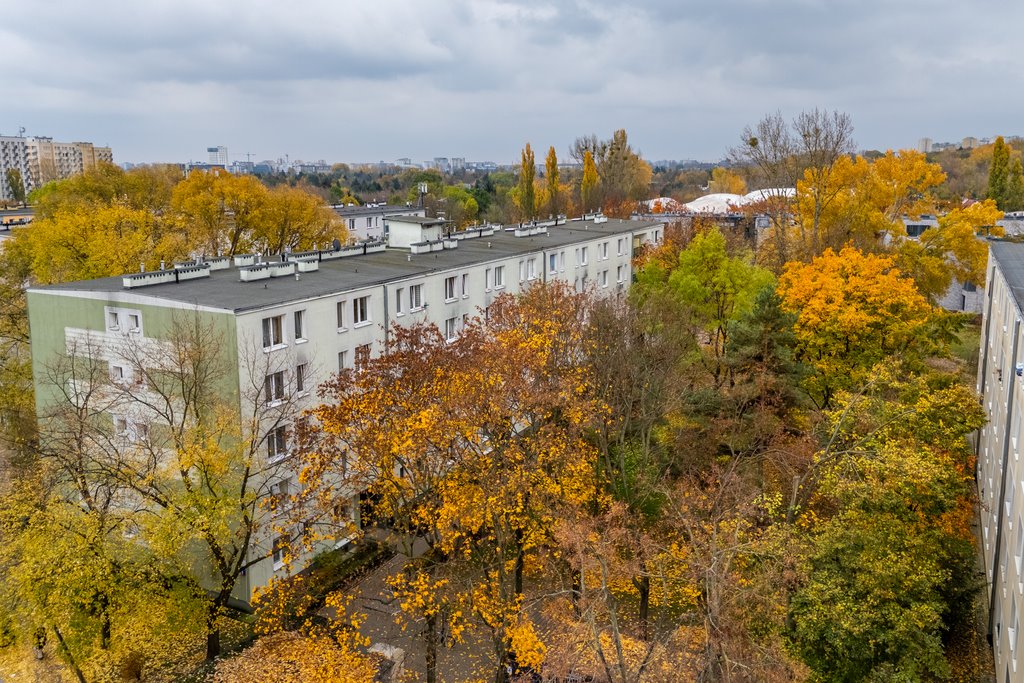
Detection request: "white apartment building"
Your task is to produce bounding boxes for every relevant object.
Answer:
[27,215,665,604]
[332,203,427,242]
[976,240,1024,681]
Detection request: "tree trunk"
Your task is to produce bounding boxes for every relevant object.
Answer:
[52,625,88,683]
[513,528,525,598]
[635,573,651,641]
[426,613,437,683]
[205,608,221,661]
[571,567,583,615]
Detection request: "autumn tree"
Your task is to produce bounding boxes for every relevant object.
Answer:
[21,313,305,663]
[732,109,855,264]
[707,167,746,195]
[788,371,985,679]
[4,168,26,206]
[303,283,603,682]
[634,227,774,386]
[517,143,537,220]
[896,199,1003,301]
[778,247,946,408]
[581,150,599,213]
[598,130,653,217]
[545,145,562,218]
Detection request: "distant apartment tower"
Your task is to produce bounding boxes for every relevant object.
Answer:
[2,135,114,192]
[962,137,980,150]
[450,157,466,172]
[918,137,933,153]
[208,146,228,165]
[0,136,31,201]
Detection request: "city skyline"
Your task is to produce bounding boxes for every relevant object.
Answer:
[3,0,1023,164]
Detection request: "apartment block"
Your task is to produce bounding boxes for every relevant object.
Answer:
[27,215,665,604]
[332,203,427,242]
[976,240,1024,680]
[0,136,31,201]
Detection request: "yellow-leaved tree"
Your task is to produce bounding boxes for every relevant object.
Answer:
[778,247,945,408]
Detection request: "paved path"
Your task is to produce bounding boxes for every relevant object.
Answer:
[329,532,498,682]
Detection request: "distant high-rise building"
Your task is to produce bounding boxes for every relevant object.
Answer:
[962,137,980,150]
[0,136,31,201]
[450,157,466,172]
[208,146,228,165]
[918,137,933,153]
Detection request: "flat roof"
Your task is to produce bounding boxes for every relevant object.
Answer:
[991,240,1024,313]
[332,204,423,217]
[31,219,664,314]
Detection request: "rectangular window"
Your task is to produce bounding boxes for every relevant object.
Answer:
[338,350,348,370]
[294,310,306,341]
[107,311,120,330]
[528,258,537,280]
[296,363,308,394]
[580,246,588,266]
[264,371,285,404]
[409,284,423,310]
[445,317,458,341]
[600,270,609,287]
[485,268,492,291]
[445,276,457,301]
[559,250,566,271]
[493,266,505,288]
[396,287,405,315]
[348,218,355,230]
[127,313,141,333]
[549,253,557,272]
[336,301,346,330]
[617,237,625,256]
[600,242,608,259]
[272,534,288,570]
[519,260,526,283]
[617,265,626,283]
[366,217,373,228]
[355,343,371,370]
[110,364,126,384]
[461,273,469,298]
[270,478,291,512]
[352,296,370,325]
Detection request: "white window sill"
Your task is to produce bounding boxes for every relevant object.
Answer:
[493,285,505,290]
[266,399,285,408]
[273,560,285,572]
[395,311,405,317]
[461,294,469,299]
[337,327,348,333]
[353,321,372,329]
[297,390,310,398]
[263,343,288,353]
[410,306,425,313]
[295,338,308,345]
[444,298,457,304]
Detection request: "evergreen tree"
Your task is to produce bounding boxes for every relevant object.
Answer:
[544,146,560,218]
[1008,157,1024,211]
[988,135,1010,207]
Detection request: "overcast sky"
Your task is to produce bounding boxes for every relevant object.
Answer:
[3,0,1022,165]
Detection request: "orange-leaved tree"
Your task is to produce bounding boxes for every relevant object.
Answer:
[778,247,943,408]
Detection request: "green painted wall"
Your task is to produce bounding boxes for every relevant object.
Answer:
[26,291,240,417]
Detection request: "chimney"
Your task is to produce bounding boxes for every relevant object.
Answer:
[140,262,145,273]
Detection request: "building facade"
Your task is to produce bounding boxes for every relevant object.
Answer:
[27,216,665,603]
[332,203,427,242]
[0,136,31,201]
[976,240,1024,681]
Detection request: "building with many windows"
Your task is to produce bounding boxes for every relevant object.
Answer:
[976,240,1024,680]
[331,203,427,241]
[27,215,665,603]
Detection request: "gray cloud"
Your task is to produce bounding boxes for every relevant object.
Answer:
[2,0,1022,163]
